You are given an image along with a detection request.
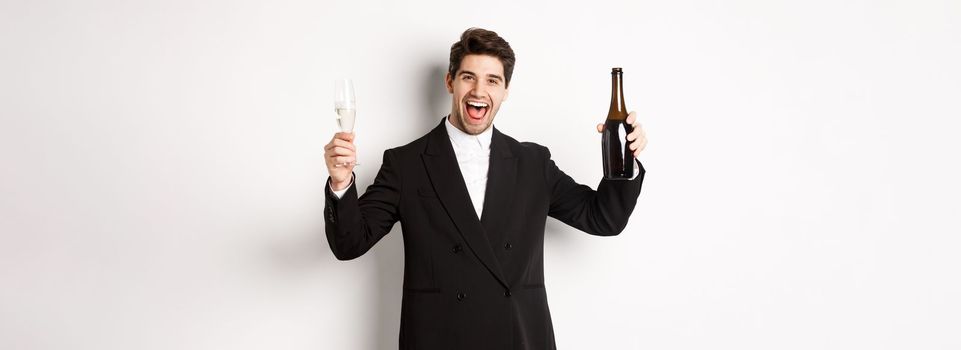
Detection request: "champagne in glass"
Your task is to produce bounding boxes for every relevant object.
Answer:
[335,107,355,132]
[334,79,356,132]
[334,78,359,166]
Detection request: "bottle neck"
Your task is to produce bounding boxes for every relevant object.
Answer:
[608,71,627,120]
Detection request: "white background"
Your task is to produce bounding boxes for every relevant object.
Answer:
[2,0,960,349]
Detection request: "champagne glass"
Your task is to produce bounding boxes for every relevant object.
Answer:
[333,78,359,166]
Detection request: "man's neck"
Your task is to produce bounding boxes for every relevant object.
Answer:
[446,115,493,135]
[445,115,493,150]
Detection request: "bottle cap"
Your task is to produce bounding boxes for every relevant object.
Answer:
[612,67,623,73]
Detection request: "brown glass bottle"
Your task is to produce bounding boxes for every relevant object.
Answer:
[602,67,634,180]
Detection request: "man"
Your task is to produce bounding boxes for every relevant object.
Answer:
[323,28,647,350]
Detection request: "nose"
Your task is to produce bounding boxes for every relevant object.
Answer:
[469,81,485,98]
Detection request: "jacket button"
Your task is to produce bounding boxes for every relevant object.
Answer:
[456,292,466,301]
[504,290,512,297]
[504,242,513,250]
[451,245,463,254]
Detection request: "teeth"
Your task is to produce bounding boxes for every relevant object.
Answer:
[467,101,488,108]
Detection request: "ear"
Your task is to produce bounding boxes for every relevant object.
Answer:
[445,72,454,93]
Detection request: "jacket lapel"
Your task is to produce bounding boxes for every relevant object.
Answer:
[480,128,517,236]
[421,118,509,290]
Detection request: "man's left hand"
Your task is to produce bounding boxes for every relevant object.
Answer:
[596,111,647,158]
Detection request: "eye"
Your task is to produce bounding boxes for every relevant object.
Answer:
[488,79,499,85]
[462,75,474,81]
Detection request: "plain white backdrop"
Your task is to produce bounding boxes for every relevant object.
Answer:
[2,0,960,349]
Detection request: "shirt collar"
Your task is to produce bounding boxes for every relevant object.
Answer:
[445,116,493,151]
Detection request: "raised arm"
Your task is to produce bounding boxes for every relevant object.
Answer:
[323,133,401,260]
[545,151,644,236]
[548,111,647,235]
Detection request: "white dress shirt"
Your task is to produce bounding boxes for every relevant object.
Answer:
[330,117,493,219]
[443,117,493,219]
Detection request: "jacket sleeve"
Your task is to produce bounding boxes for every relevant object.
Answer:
[544,147,645,236]
[324,149,401,260]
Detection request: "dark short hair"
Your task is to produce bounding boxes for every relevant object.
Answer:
[449,28,516,87]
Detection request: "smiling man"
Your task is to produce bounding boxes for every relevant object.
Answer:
[448,53,508,135]
[322,28,647,350]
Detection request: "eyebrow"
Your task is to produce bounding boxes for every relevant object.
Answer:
[460,70,504,82]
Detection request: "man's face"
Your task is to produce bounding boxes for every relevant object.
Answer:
[446,54,509,135]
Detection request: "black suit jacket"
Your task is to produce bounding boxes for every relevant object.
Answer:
[325,118,644,349]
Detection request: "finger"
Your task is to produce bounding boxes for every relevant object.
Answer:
[635,138,648,155]
[325,135,351,151]
[596,123,604,133]
[326,149,348,161]
[330,146,355,156]
[633,140,644,157]
[334,156,355,165]
[324,137,340,150]
[325,147,357,156]
[631,133,647,150]
[325,153,340,166]
[626,111,637,125]
[627,125,642,141]
[335,132,355,142]
[331,138,356,151]
[632,122,646,140]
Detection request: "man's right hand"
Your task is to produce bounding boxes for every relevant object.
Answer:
[324,132,357,191]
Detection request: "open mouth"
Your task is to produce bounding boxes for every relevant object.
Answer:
[465,100,489,122]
